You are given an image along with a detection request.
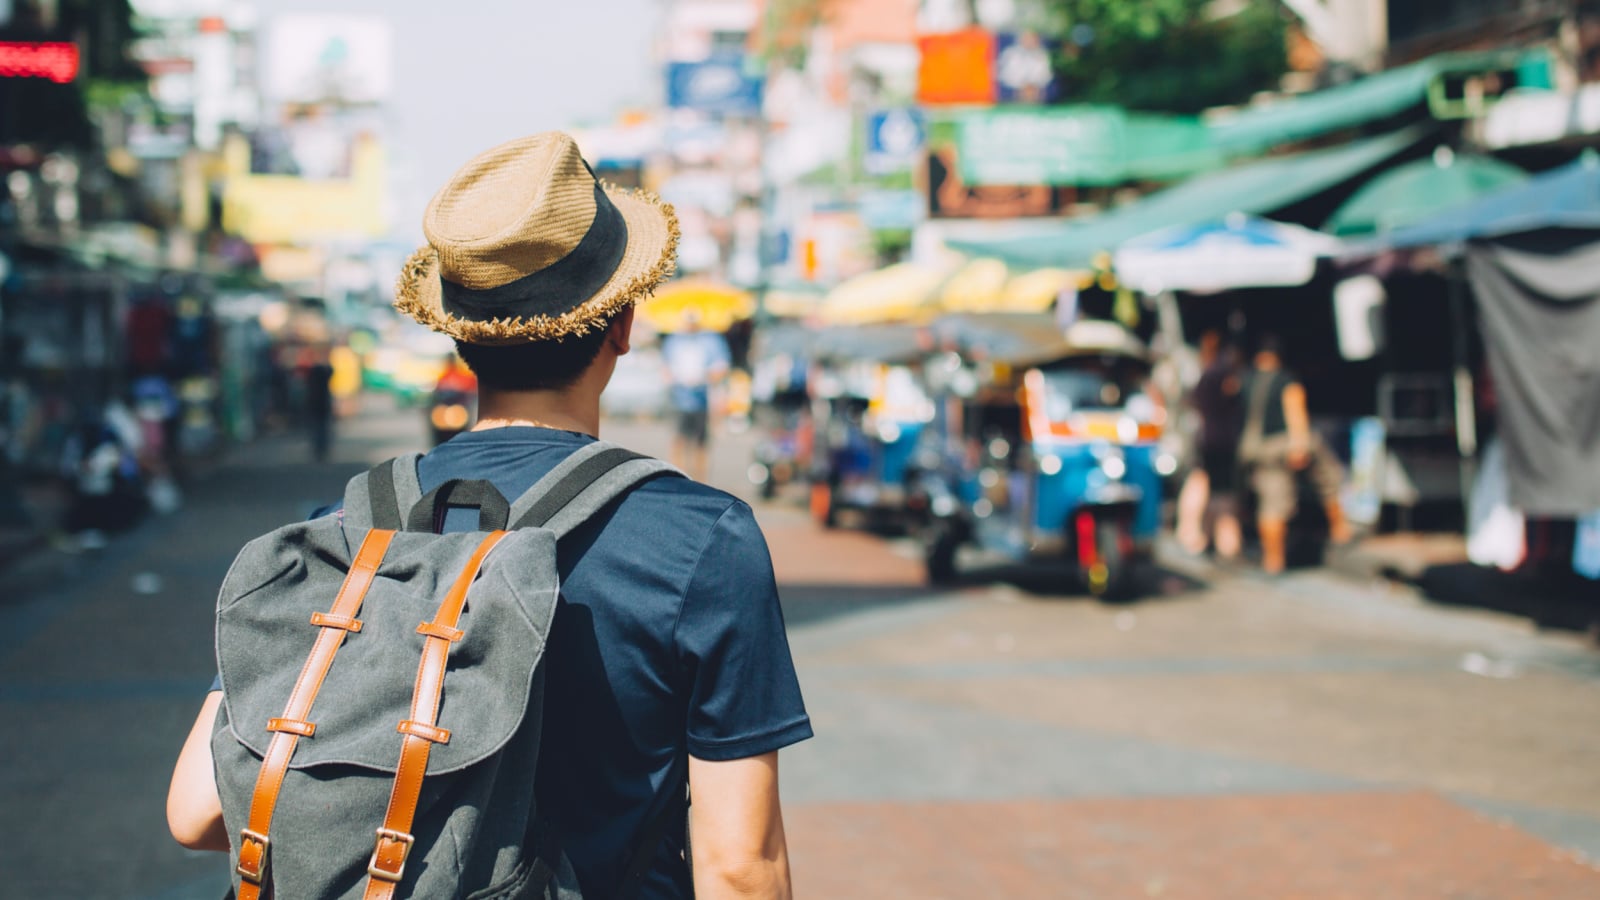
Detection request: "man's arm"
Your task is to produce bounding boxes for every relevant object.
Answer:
[689,752,792,899]
[1283,381,1312,468]
[168,691,230,851]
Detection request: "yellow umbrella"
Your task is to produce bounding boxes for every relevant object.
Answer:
[639,279,755,333]
[819,262,951,325]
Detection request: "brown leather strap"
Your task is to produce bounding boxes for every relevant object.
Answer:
[236,528,396,900]
[364,530,508,898]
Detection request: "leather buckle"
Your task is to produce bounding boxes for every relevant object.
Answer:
[236,828,271,884]
[367,827,414,883]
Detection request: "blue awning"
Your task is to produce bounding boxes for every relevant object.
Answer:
[1343,155,1600,255]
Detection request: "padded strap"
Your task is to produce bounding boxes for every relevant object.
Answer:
[508,442,683,538]
[236,529,396,900]
[363,531,509,899]
[367,462,402,531]
[343,456,423,534]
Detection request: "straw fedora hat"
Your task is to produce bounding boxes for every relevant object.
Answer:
[394,132,679,345]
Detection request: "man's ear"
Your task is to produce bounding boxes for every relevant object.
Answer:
[607,307,635,356]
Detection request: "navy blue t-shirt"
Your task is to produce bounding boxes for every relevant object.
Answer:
[218,427,811,898]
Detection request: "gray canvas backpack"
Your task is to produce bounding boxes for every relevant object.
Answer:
[211,442,684,900]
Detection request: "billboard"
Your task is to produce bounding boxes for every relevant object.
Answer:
[916,29,995,105]
[956,107,1217,186]
[666,57,763,117]
[265,15,393,104]
[957,107,1123,186]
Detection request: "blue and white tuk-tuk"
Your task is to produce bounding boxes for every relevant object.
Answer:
[916,317,1171,598]
[806,324,936,529]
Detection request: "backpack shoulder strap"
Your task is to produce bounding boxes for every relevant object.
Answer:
[508,441,683,537]
[341,454,424,533]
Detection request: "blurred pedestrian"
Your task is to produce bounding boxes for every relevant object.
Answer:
[299,346,335,462]
[60,402,146,544]
[1238,335,1352,574]
[1176,330,1244,560]
[661,308,730,482]
[168,133,806,899]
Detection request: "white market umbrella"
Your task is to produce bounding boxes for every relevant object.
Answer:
[1114,213,1342,294]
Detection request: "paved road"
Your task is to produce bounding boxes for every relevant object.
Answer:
[2,401,1597,898]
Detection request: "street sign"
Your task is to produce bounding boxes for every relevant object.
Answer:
[864,109,926,175]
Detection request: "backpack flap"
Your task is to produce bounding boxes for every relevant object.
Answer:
[216,520,560,775]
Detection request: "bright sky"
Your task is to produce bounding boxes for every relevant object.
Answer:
[269,0,663,239]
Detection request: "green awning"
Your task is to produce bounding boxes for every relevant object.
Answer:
[1208,50,1542,156]
[946,128,1421,270]
[1325,152,1528,236]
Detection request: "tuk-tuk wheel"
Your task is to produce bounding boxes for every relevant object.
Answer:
[924,523,961,585]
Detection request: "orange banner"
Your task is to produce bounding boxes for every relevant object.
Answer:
[917,29,996,106]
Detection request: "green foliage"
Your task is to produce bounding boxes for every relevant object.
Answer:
[1040,0,1289,114]
[759,0,830,69]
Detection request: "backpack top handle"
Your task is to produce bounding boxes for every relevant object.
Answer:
[406,479,511,533]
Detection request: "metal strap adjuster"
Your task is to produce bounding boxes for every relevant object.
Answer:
[236,828,271,884]
[367,827,414,883]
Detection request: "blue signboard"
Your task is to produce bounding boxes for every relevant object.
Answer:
[864,109,926,175]
[666,57,764,116]
[995,32,1060,104]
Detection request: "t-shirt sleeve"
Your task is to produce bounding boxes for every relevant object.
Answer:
[675,502,812,761]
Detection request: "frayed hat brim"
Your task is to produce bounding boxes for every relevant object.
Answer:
[394,184,680,345]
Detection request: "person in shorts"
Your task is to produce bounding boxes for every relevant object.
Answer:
[660,309,729,482]
[1238,335,1352,574]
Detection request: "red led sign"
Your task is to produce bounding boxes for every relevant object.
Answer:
[0,42,81,84]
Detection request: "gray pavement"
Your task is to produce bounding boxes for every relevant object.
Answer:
[1,400,1597,898]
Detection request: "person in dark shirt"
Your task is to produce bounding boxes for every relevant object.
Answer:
[168,133,810,898]
[1177,331,1244,559]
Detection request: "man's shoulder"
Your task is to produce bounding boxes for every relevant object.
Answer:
[623,472,755,531]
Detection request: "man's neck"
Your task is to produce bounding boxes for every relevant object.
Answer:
[473,388,600,437]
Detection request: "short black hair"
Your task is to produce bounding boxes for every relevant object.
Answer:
[455,317,614,392]
[1255,333,1285,357]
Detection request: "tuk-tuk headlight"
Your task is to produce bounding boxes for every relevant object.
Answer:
[1102,455,1127,481]
[431,404,470,430]
[932,495,957,517]
[1156,453,1178,477]
[1039,454,1062,476]
[878,422,902,443]
[1117,416,1140,444]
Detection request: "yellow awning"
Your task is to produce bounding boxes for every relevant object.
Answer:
[638,280,755,333]
[938,258,1010,313]
[938,258,1083,314]
[998,267,1079,312]
[819,262,951,325]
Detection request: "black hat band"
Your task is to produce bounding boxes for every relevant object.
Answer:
[439,182,629,322]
